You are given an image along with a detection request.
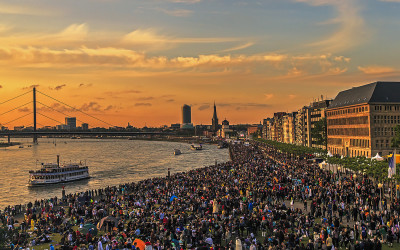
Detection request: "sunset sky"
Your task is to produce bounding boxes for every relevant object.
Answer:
[1,0,400,128]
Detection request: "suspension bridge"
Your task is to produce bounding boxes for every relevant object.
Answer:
[0,87,162,143]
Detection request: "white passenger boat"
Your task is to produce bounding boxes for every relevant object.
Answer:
[28,156,90,186]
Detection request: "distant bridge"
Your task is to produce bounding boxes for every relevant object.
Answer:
[0,131,167,143]
[1,87,154,143]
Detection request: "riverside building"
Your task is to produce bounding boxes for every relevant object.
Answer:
[326,81,400,157]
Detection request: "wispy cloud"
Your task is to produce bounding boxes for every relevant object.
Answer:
[49,84,66,91]
[0,23,89,48]
[104,105,115,111]
[137,96,154,101]
[79,102,102,112]
[160,8,193,17]
[0,3,56,16]
[358,65,396,74]
[135,103,152,107]
[295,0,366,52]
[79,83,93,88]
[18,107,30,112]
[104,90,142,99]
[218,102,271,108]
[220,42,255,53]
[264,94,274,100]
[198,104,210,110]
[37,102,115,113]
[121,28,241,51]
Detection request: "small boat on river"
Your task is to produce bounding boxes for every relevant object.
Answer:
[174,149,182,155]
[190,144,202,150]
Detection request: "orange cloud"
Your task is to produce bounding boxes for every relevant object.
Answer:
[358,65,396,74]
[264,94,274,100]
[0,45,351,79]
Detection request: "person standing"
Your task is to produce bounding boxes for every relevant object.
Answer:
[98,240,104,250]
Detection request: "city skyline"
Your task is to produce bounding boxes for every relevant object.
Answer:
[1,0,400,127]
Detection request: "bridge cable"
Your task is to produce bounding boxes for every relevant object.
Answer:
[36,112,64,125]
[0,90,32,106]
[37,101,88,126]
[0,101,33,116]
[36,90,115,127]
[2,112,33,125]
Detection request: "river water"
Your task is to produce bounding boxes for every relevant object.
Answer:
[0,138,230,208]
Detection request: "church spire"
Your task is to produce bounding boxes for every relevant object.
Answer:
[213,101,217,119]
[212,101,219,132]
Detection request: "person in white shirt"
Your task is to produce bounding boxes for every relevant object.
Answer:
[98,240,104,250]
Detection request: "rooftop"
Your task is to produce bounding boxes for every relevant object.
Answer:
[328,81,400,109]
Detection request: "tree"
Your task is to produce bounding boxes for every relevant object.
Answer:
[391,125,400,148]
[311,117,327,149]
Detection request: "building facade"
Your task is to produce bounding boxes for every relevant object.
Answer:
[307,99,331,149]
[295,107,307,146]
[82,123,89,130]
[182,104,191,124]
[65,117,76,130]
[327,81,400,157]
[271,112,286,142]
[217,119,234,138]
[180,104,193,129]
[262,118,273,140]
[283,113,296,144]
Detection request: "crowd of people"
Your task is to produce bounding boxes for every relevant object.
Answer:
[1,141,400,249]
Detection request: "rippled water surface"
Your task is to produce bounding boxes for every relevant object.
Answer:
[0,138,230,208]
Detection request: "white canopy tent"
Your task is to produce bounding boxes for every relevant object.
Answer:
[371,153,384,161]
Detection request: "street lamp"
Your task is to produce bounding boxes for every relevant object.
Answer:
[378,183,383,211]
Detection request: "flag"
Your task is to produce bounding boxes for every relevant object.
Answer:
[389,150,396,178]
